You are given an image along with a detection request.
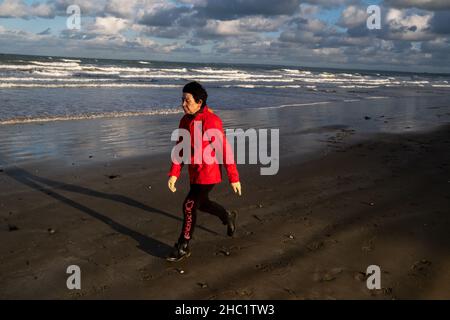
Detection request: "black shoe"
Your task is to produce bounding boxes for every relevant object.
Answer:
[226,211,237,237]
[166,241,191,262]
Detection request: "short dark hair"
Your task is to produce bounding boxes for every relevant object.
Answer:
[183,81,208,108]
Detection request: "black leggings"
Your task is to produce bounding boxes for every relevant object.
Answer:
[179,184,229,242]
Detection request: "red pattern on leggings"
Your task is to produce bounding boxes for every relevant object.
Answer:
[183,199,195,240]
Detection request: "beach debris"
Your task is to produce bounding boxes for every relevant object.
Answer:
[411,259,431,271]
[197,282,208,289]
[219,250,231,256]
[148,186,152,189]
[354,272,367,282]
[325,238,339,245]
[364,116,371,120]
[361,201,375,206]
[321,274,336,282]
[307,241,324,251]
[8,224,19,232]
[47,228,56,235]
[0,168,3,173]
[107,175,120,179]
[177,268,185,274]
[284,233,295,240]
[252,214,263,222]
[283,288,296,296]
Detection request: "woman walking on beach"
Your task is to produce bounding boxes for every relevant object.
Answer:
[166,81,242,262]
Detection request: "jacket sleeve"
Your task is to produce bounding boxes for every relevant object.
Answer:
[168,118,185,178]
[208,116,240,183]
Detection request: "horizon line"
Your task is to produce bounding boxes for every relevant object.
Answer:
[1,51,449,76]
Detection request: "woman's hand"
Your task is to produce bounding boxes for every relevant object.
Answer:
[231,181,242,196]
[168,176,178,193]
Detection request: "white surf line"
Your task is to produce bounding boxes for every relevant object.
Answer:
[0,83,181,88]
[0,109,183,125]
[260,96,393,111]
[260,101,332,110]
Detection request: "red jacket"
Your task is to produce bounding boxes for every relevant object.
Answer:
[168,105,240,185]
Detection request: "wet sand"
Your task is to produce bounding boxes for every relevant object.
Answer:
[0,124,449,299]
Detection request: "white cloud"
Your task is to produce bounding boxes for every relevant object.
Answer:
[136,1,177,19]
[92,16,129,35]
[385,8,433,40]
[237,16,287,32]
[200,16,286,38]
[0,0,53,18]
[203,19,243,36]
[104,0,139,18]
[305,18,328,33]
[299,4,320,16]
[0,0,28,18]
[177,0,207,6]
[384,0,450,11]
[53,0,107,16]
[312,47,344,57]
[338,6,368,28]
[134,36,157,47]
[31,3,54,18]
[0,0,448,72]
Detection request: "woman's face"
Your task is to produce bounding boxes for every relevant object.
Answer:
[182,93,202,115]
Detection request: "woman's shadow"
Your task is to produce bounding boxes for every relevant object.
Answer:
[4,166,218,259]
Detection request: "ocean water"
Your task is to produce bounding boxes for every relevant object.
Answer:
[0,53,449,168]
[1,53,450,124]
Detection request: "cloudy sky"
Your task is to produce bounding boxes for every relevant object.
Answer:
[0,0,449,72]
